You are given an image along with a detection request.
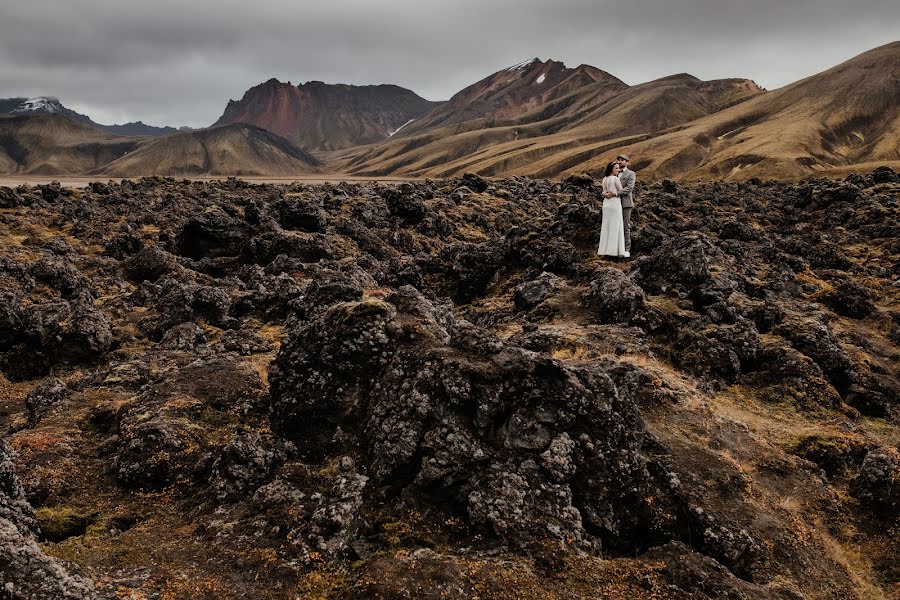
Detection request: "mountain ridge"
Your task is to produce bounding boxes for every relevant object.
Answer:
[213,78,441,151]
[96,122,321,177]
[0,114,320,177]
[328,62,766,177]
[0,114,144,175]
[0,96,179,137]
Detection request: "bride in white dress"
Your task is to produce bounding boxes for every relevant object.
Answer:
[597,161,626,258]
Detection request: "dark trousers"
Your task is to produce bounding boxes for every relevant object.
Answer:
[622,206,633,251]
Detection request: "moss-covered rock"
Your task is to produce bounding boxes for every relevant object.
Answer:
[36,506,94,543]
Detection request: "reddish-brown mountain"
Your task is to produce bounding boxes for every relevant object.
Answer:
[213,79,441,151]
[397,58,627,136]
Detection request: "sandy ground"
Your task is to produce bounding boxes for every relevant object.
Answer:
[0,175,422,188]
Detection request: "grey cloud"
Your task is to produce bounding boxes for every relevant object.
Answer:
[1,0,897,127]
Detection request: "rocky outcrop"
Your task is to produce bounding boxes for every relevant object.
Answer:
[582,267,645,323]
[0,296,113,380]
[270,287,663,550]
[851,449,900,518]
[24,378,68,428]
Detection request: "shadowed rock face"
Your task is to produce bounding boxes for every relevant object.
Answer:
[0,168,897,598]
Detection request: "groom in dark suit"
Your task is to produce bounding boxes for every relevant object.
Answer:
[615,155,635,257]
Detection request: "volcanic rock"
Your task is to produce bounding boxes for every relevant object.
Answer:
[582,267,646,323]
[24,378,69,428]
[513,272,561,311]
[850,449,900,517]
[0,441,103,599]
[270,287,662,550]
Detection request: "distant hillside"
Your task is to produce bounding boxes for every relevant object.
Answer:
[603,41,900,180]
[329,59,764,178]
[0,115,319,177]
[0,114,143,175]
[0,96,178,137]
[213,79,442,151]
[97,123,321,177]
[101,121,179,137]
[332,43,898,181]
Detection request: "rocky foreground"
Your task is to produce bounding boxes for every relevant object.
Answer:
[0,168,898,599]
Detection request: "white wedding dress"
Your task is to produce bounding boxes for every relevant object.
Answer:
[597,175,626,257]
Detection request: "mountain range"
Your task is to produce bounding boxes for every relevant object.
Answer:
[0,115,320,177]
[1,41,897,180]
[330,59,768,177]
[0,97,179,137]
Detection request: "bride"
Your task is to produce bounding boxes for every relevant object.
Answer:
[597,161,627,258]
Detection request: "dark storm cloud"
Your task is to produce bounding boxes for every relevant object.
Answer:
[1,0,897,127]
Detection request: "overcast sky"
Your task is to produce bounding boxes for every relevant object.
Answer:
[1,0,897,128]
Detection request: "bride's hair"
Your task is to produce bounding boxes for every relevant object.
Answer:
[604,162,617,177]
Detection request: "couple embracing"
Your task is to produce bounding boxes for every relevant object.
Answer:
[597,154,635,259]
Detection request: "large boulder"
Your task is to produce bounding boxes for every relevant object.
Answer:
[248,230,333,265]
[274,195,328,232]
[423,242,505,303]
[820,278,876,319]
[208,430,292,502]
[381,185,427,222]
[630,235,715,295]
[872,165,898,184]
[175,206,249,259]
[750,341,842,408]
[114,356,266,489]
[27,256,93,299]
[24,378,69,428]
[137,276,231,339]
[0,187,23,208]
[121,246,180,283]
[513,272,561,311]
[582,267,646,324]
[661,312,759,385]
[0,300,113,381]
[270,287,662,550]
[850,449,900,518]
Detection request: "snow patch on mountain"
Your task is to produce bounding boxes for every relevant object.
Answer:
[388,119,415,137]
[11,97,62,113]
[507,58,538,71]
[535,74,546,85]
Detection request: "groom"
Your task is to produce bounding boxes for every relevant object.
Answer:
[615,154,635,258]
